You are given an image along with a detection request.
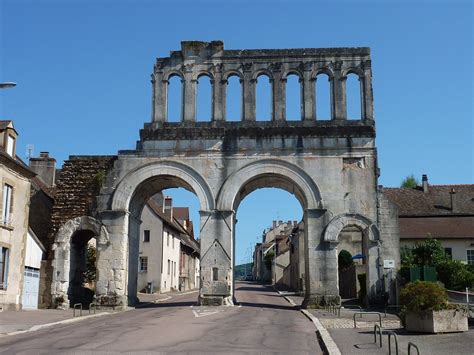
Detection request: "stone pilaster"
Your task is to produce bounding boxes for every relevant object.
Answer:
[332,61,347,121]
[302,71,316,121]
[183,67,196,122]
[242,64,256,121]
[199,210,234,306]
[303,208,340,307]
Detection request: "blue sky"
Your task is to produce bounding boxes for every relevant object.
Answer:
[1,0,472,265]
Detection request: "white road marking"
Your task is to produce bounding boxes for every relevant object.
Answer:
[192,309,221,318]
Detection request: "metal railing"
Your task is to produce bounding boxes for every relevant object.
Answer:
[89,302,97,315]
[353,311,382,328]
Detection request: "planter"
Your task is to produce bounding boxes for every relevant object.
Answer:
[405,309,468,333]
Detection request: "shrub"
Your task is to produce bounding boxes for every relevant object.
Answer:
[400,281,448,312]
[436,260,474,291]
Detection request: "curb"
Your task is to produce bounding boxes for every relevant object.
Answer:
[1,309,128,338]
[274,287,342,355]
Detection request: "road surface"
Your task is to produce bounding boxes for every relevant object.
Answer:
[0,282,322,354]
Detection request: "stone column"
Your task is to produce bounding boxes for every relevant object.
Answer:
[96,210,130,309]
[302,72,316,121]
[152,73,167,122]
[213,66,225,121]
[366,241,381,301]
[302,209,340,307]
[274,74,285,121]
[362,61,374,122]
[199,210,234,306]
[183,70,196,122]
[332,61,347,121]
[242,65,256,121]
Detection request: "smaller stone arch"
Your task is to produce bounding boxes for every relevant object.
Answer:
[282,69,303,80]
[253,69,274,81]
[341,67,365,79]
[323,213,380,243]
[312,67,334,81]
[223,70,244,82]
[51,216,109,308]
[165,70,185,81]
[193,70,215,81]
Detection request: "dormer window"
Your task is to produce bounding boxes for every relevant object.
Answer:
[0,121,18,157]
[6,134,15,157]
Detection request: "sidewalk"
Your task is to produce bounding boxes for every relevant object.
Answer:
[0,308,113,336]
[283,294,474,355]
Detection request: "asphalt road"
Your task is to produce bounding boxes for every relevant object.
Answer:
[0,282,322,354]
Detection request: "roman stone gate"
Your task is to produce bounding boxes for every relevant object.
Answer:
[51,41,399,308]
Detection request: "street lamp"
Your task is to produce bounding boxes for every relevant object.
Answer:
[0,82,17,89]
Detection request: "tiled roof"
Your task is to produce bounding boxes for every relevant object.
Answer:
[0,120,12,130]
[383,184,474,217]
[173,207,189,220]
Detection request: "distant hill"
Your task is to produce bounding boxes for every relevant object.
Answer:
[234,263,253,279]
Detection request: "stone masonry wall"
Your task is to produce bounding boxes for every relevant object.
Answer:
[43,155,116,307]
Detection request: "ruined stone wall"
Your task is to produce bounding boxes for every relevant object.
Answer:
[42,156,116,307]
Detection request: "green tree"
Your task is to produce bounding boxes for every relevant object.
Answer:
[400,174,419,188]
[411,238,446,266]
[84,245,97,284]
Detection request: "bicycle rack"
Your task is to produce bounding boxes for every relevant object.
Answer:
[353,312,382,328]
[89,302,96,315]
[387,331,399,355]
[373,324,382,348]
[408,342,420,355]
[73,303,82,317]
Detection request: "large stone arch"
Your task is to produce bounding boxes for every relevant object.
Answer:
[217,159,323,211]
[51,216,109,308]
[111,160,215,214]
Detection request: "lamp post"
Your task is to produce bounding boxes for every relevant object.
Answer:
[0,82,16,89]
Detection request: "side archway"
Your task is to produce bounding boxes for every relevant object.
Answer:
[323,213,380,243]
[51,216,109,308]
[217,159,323,211]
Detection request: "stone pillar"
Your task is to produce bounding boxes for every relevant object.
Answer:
[96,210,130,309]
[242,65,256,121]
[362,61,374,122]
[213,66,225,121]
[183,71,196,122]
[302,209,340,307]
[152,73,167,122]
[302,72,316,121]
[274,74,285,121]
[332,62,347,121]
[199,210,234,305]
[366,241,381,301]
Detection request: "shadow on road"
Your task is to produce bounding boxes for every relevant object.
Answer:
[237,301,297,311]
[137,301,197,309]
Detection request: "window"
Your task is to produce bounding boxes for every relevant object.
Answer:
[6,135,15,157]
[173,261,176,277]
[143,230,150,243]
[2,184,13,225]
[0,247,9,289]
[444,248,453,260]
[167,259,170,275]
[167,232,169,247]
[139,257,148,272]
[212,267,218,281]
[467,250,474,265]
[172,236,174,249]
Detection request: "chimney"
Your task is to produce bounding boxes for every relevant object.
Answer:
[272,220,277,229]
[422,174,429,193]
[163,196,173,220]
[450,188,458,213]
[278,220,283,226]
[293,220,298,227]
[29,151,56,187]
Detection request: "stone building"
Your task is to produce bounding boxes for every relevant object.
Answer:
[48,41,399,308]
[0,120,35,310]
[384,175,474,264]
